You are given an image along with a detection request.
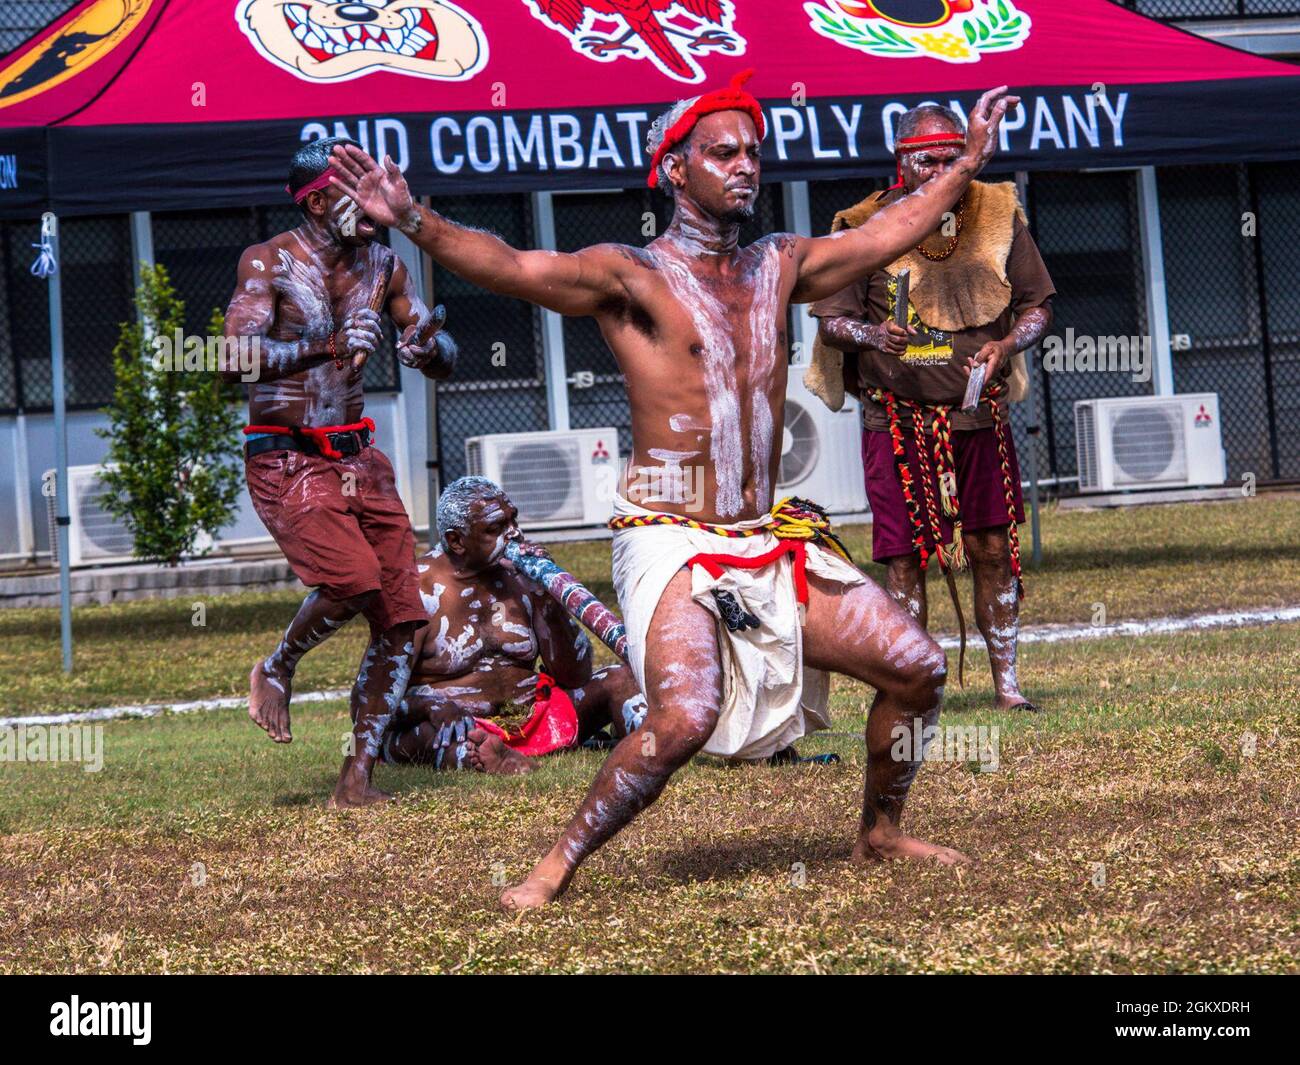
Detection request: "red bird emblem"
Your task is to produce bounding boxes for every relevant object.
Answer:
[524,0,743,83]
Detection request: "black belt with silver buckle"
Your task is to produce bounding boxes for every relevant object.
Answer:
[244,426,371,460]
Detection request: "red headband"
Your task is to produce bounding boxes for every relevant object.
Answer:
[887,132,967,190]
[286,169,337,204]
[647,68,767,189]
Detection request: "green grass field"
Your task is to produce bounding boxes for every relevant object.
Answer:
[1,495,1297,973]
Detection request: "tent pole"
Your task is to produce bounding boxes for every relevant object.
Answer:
[531,191,569,433]
[46,213,73,673]
[417,197,440,540]
[1016,172,1043,570]
[781,181,818,360]
[12,409,35,561]
[1136,166,1174,397]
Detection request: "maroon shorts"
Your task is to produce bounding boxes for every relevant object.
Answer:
[863,424,1026,564]
[246,445,426,632]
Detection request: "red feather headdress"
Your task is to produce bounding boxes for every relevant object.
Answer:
[647,68,766,189]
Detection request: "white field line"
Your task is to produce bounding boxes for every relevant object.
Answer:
[6,605,1299,729]
[6,689,350,728]
[934,604,1300,649]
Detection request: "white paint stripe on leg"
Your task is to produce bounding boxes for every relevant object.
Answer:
[7,606,1298,729]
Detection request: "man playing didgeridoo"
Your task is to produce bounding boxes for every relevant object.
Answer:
[327,73,1018,905]
[809,104,1055,712]
[222,136,456,807]
[378,476,648,775]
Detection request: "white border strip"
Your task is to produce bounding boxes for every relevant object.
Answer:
[6,689,349,728]
[6,605,1299,729]
[936,604,1300,649]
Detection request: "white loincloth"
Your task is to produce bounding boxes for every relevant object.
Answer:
[611,494,866,761]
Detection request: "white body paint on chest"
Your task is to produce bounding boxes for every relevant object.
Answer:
[420,582,445,616]
[433,616,484,672]
[651,240,784,517]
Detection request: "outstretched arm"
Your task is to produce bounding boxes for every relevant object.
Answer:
[329,146,628,317]
[791,87,1019,305]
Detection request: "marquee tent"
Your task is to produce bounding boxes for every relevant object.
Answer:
[1,0,1299,218]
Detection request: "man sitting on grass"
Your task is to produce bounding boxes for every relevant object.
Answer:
[375,476,648,774]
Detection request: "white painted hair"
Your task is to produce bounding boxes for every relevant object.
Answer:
[436,475,501,544]
[647,95,701,193]
[896,104,966,142]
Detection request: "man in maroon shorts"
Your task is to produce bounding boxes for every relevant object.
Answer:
[809,104,1054,712]
[221,136,456,806]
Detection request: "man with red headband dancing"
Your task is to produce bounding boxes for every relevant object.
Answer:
[808,104,1055,712]
[327,73,1018,906]
[222,136,456,807]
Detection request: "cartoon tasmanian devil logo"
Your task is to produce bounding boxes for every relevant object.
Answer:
[523,1,745,84]
[237,0,488,83]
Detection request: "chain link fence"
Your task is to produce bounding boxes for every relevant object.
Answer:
[1118,1,1300,18]
[1027,169,1152,483]
[0,205,402,418]
[1163,162,1300,479]
[2,164,1298,490]
[0,213,134,412]
[1253,161,1300,478]
[0,0,76,57]
[430,193,547,486]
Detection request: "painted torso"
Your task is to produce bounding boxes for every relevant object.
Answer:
[408,546,551,713]
[603,232,798,524]
[244,231,390,428]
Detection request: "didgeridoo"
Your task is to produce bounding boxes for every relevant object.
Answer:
[504,540,629,662]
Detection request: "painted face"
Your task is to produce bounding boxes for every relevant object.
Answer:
[446,491,520,572]
[900,118,964,193]
[302,185,378,246]
[672,110,761,223]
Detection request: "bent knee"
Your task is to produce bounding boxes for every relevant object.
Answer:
[646,708,716,765]
[892,639,948,703]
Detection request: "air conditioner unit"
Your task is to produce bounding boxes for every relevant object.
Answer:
[778,363,869,516]
[45,464,135,567]
[465,427,620,530]
[1074,393,1226,493]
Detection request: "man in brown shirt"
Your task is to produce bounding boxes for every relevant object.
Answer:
[810,104,1055,712]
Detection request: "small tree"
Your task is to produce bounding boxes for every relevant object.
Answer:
[97,263,244,566]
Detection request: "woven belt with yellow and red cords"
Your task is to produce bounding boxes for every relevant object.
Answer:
[608,496,853,607]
